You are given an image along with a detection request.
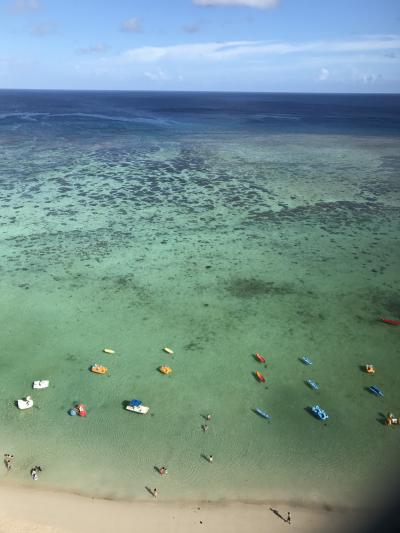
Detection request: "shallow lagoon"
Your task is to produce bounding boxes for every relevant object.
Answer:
[0,91,399,505]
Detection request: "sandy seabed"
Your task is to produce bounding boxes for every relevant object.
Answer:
[0,484,374,533]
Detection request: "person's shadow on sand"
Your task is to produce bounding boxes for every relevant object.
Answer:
[270,507,287,522]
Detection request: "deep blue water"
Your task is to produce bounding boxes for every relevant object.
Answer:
[1,90,400,135]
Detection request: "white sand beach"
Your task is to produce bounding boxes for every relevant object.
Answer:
[0,484,372,533]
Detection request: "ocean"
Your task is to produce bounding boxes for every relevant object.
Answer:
[0,90,399,505]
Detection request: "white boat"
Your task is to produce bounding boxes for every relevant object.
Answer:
[103,348,115,354]
[17,396,33,410]
[125,404,149,414]
[32,380,49,389]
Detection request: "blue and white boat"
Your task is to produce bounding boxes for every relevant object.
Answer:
[255,408,271,420]
[311,405,329,420]
[301,356,313,365]
[306,379,319,390]
[125,399,150,414]
[368,385,384,398]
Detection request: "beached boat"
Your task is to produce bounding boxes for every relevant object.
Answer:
[306,379,319,390]
[32,380,49,389]
[103,348,115,354]
[368,385,384,397]
[364,364,375,374]
[255,370,265,382]
[386,413,399,426]
[91,364,108,374]
[17,396,33,410]
[311,405,329,420]
[255,408,271,419]
[301,356,313,365]
[255,352,266,363]
[125,399,149,414]
[379,317,400,326]
[159,365,172,375]
[163,347,174,354]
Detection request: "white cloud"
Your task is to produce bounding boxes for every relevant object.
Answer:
[8,0,41,12]
[144,68,170,81]
[76,43,109,55]
[102,35,400,65]
[193,0,279,8]
[317,67,329,80]
[121,17,141,33]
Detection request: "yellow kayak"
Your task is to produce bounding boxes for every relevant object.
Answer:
[91,364,108,374]
[159,365,172,375]
[163,347,174,354]
[103,348,115,354]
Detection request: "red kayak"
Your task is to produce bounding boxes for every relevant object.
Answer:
[255,352,266,363]
[255,371,266,383]
[380,318,400,326]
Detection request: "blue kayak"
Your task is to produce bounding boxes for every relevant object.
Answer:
[306,379,319,390]
[368,385,384,397]
[255,408,271,420]
[311,405,329,420]
[301,356,313,365]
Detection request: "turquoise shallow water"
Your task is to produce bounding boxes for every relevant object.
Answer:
[0,91,400,506]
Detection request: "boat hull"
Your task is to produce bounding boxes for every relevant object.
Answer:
[380,318,400,326]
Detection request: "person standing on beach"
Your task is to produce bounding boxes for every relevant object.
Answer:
[208,455,213,463]
[4,454,14,471]
[153,488,158,498]
[206,414,211,420]
[287,511,291,525]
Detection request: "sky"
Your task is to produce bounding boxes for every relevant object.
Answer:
[0,0,399,92]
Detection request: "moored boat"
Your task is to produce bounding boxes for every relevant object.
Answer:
[386,413,399,426]
[91,364,108,374]
[125,399,149,414]
[75,403,87,416]
[159,365,172,375]
[103,348,115,354]
[255,408,271,419]
[311,405,328,420]
[380,317,400,326]
[255,370,265,382]
[364,364,375,374]
[255,352,266,363]
[368,385,384,397]
[17,396,33,410]
[301,356,313,365]
[163,347,174,354]
[306,379,319,390]
[32,380,49,389]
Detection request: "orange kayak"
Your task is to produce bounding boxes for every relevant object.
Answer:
[256,371,265,382]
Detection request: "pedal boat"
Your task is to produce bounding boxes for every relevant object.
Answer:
[17,396,33,410]
[364,364,375,374]
[125,399,149,414]
[33,380,49,389]
[386,413,399,426]
[159,365,172,375]
[91,364,108,374]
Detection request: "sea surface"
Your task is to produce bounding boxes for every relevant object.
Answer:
[0,90,399,506]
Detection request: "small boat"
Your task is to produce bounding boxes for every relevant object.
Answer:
[380,318,400,326]
[255,370,265,382]
[386,413,399,426]
[306,379,319,390]
[103,348,115,354]
[17,396,33,410]
[32,380,49,389]
[75,403,87,417]
[159,365,172,375]
[364,364,375,374]
[125,399,149,414]
[255,408,271,419]
[301,356,313,365]
[368,385,384,397]
[91,364,108,374]
[311,405,329,420]
[255,352,266,363]
[163,347,174,354]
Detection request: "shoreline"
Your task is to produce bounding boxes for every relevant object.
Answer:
[0,481,374,533]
